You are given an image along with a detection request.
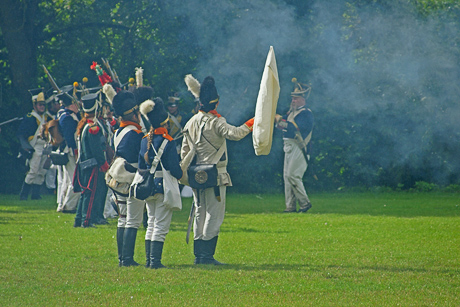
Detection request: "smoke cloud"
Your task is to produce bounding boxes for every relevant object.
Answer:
[170,0,460,187]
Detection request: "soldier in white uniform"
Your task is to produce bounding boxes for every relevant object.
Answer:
[181,76,254,265]
[275,78,314,213]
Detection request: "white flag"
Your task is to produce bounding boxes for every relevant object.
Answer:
[253,46,280,156]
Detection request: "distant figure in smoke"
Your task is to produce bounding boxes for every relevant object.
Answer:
[182,75,254,265]
[275,78,314,213]
[166,92,187,154]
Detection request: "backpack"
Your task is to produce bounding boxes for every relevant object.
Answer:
[44,119,64,146]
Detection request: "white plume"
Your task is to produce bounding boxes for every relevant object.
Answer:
[135,67,143,88]
[184,74,201,98]
[139,99,155,116]
[102,83,116,104]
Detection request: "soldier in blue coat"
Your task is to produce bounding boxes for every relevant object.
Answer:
[17,89,52,200]
[110,90,145,267]
[56,86,81,213]
[275,78,314,213]
[73,93,110,228]
[139,97,183,269]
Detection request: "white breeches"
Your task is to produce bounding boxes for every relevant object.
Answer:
[145,194,173,242]
[283,139,310,209]
[25,140,47,185]
[125,196,146,229]
[193,186,226,241]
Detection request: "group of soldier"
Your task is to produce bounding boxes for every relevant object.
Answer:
[15,66,314,268]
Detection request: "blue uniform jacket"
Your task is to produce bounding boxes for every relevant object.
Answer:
[282,108,314,154]
[58,108,80,151]
[114,125,144,164]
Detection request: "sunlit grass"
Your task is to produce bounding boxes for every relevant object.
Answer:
[0,192,459,306]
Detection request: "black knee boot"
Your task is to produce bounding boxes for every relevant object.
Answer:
[201,236,226,265]
[150,241,166,269]
[31,184,42,200]
[19,182,31,201]
[145,240,151,268]
[193,239,204,265]
[121,228,140,267]
[117,227,125,267]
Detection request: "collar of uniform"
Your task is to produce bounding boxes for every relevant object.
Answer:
[200,109,221,118]
[153,127,173,141]
[120,121,142,131]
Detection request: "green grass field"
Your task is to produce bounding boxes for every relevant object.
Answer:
[0,192,459,306]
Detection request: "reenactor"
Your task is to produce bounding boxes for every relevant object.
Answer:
[181,76,254,265]
[166,92,187,152]
[56,85,81,213]
[110,90,145,267]
[17,89,53,200]
[73,93,110,227]
[139,97,183,269]
[274,78,314,213]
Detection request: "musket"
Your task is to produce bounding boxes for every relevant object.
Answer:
[101,58,120,85]
[0,117,22,126]
[42,65,60,92]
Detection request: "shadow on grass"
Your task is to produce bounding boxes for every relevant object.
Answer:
[224,193,460,218]
[1,193,459,218]
[172,263,459,275]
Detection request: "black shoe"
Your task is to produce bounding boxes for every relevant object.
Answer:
[283,209,297,213]
[298,203,312,213]
[95,218,109,225]
[62,209,77,214]
[198,237,227,265]
[121,259,140,267]
[31,184,42,200]
[151,262,167,269]
[149,241,166,269]
[82,223,97,228]
[121,228,140,267]
[200,257,226,265]
[19,182,31,200]
[73,219,81,227]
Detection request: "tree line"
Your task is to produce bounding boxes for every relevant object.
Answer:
[1,0,459,194]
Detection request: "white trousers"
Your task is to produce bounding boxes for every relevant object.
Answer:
[25,140,47,185]
[45,166,56,189]
[104,189,118,219]
[57,156,80,212]
[145,194,173,242]
[56,165,66,206]
[116,194,128,228]
[125,196,146,229]
[283,139,310,210]
[193,186,226,241]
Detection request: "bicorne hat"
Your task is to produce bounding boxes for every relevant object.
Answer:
[291,78,311,98]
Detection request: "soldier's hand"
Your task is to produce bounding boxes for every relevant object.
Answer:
[274,114,282,124]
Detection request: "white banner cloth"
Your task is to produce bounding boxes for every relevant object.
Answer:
[253,46,280,156]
